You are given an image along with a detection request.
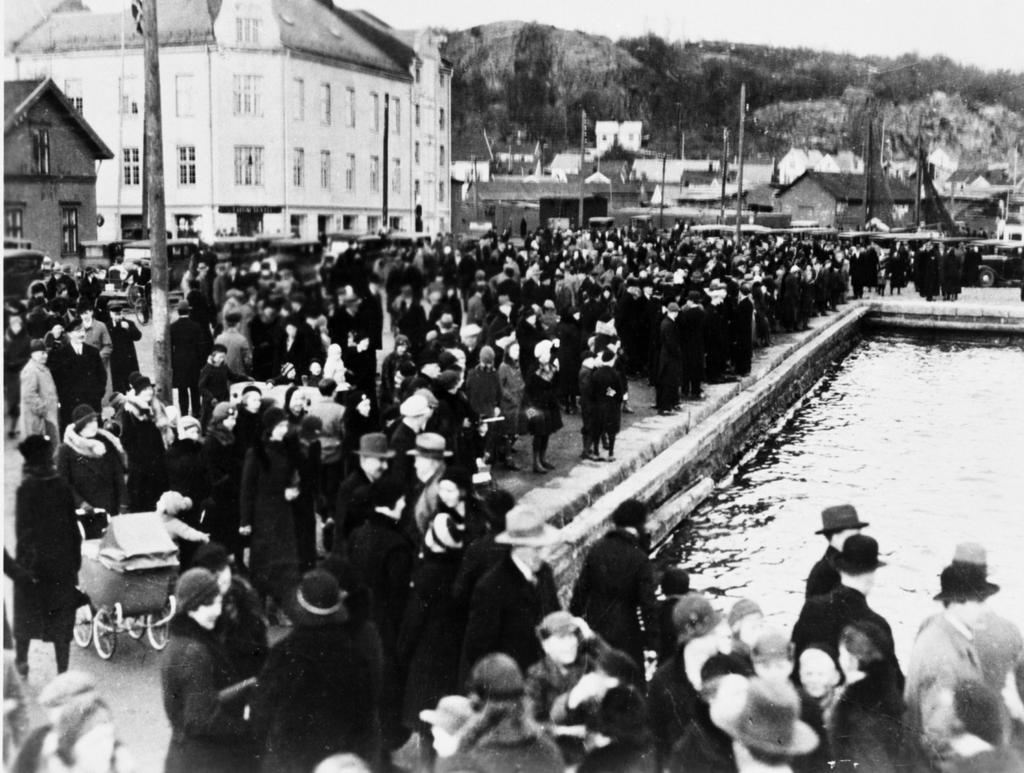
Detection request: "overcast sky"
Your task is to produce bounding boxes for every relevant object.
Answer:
[78,0,1024,73]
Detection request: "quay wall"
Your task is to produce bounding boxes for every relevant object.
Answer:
[864,300,1024,335]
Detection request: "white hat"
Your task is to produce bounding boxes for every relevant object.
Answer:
[460,323,483,339]
[534,340,553,363]
[399,394,431,418]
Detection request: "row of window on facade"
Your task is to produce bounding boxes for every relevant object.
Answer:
[106,75,445,133]
[120,145,446,200]
[5,204,80,254]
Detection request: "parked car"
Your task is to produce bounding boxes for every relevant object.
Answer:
[972,239,1023,287]
[3,248,46,303]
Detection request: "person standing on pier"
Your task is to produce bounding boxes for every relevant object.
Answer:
[805,505,869,599]
[655,303,683,415]
[678,291,707,400]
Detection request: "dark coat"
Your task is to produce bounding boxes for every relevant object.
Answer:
[649,651,701,763]
[579,742,658,773]
[167,438,211,526]
[439,715,564,773]
[461,554,560,679]
[588,364,625,437]
[657,316,683,381]
[387,421,418,485]
[108,317,142,393]
[13,466,81,643]
[171,316,209,387]
[452,534,509,613]
[731,296,754,375]
[239,443,300,601]
[249,315,283,382]
[252,623,382,773]
[215,575,268,680]
[332,468,375,542]
[669,704,737,773]
[161,615,253,773]
[677,304,707,381]
[569,529,658,669]
[792,584,902,683]
[51,342,105,424]
[120,399,169,512]
[806,545,841,598]
[829,663,907,773]
[522,369,563,437]
[398,551,466,728]
[200,432,242,555]
[55,427,127,514]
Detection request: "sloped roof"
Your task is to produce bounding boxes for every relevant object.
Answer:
[11,0,414,77]
[4,77,113,159]
[778,171,915,203]
[474,180,618,202]
[633,158,719,182]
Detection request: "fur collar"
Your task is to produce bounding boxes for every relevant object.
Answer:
[63,425,107,457]
[123,394,154,420]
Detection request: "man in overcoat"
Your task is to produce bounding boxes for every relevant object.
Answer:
[655,303,683,414]
[171,300,209,417]
[107,302,142,394]
[50,317,105,431]
[805,504,869,599]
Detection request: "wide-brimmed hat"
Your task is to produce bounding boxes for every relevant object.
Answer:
[815,504,869,535]
[355,432,395,458]
[728,678,819,758]
[494,506,560,547]
[288,569,349,627]
[399,394,431,418]
[672,592,722,645]
[934,562,1000,603]
[406,432,451,460]
[833,534,886,575]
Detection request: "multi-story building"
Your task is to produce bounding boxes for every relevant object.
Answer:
[6,0,451,240]
[4,78,113,259]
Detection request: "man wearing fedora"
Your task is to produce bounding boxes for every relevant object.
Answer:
[461,506,561,680]
[805,505,869,599]
[387,393,432,483]
[655,302,683,415]
[330,286,376,394]
[720,677,820,772]
[405,432,451,538]
[791,535,901,681]
[903,543,1010,764]
[332,432,395,546]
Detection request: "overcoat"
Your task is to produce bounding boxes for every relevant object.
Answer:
[108,318,142,393]
[121,398,169,512]
[55,425,127,514]
[829,662,907,773]
[18,358,59,438]
[239,443,300,600]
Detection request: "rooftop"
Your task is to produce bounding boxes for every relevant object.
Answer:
[4,77,113,159]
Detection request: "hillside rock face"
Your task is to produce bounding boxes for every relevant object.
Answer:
[444,22,1024,166]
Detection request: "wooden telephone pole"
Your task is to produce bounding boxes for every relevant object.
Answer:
[734,83,746,245]
[138,0,170,400]
[719,128,729,224]
[578,109,586,229]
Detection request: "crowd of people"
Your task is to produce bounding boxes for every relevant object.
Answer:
[3,223,1022,773]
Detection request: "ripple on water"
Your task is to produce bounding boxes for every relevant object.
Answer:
[656,332,1024,662]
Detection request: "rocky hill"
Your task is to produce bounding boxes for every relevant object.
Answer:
[444,22,1024,166]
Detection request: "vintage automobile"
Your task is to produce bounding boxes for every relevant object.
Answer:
[972,239,1023,287]
[3,248,45,303]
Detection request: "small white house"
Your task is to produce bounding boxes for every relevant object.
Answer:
[594,120,643,154]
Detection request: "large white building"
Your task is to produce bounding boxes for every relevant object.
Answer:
[6,0,452,240]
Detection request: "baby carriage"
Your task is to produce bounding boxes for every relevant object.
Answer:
[73,512,180,660]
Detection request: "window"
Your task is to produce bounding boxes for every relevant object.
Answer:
[233,145,264,186]
[293,148,305,187]
[345,154,356,191]
[293,78,304,121]
[236,16,260,44]
[414,65,421,83]
[414,103,420,127]
[178,145,196,185]
[345,87,355,128]
[320,83,331,125]
[64,79,83,111]
[320,151,331,189]
[371,92,379,132]
[439,107,445,129]
[232,75,263,116]
[392,98,400,134]
[175,74,193,117]
[342,215,358,230]
[119,77,139,115]
[392,158,401,193]
[389,216,402,230]
[31,129,50,174]
[61,206,79,254]
[414,179,420,199]
[367,215,380,232]
[370,155,379,192]
[439,145,445,168]
[438,180,445,201]
[5,207,24,238]
[440,71,447,88]
[122,147,140,185]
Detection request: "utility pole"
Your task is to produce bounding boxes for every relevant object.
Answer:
[139,0,170,400]
[578,109,586,229]
[659,154,667,230]
[734,83,746,245]
[862,105,874,229]
[719,128,729,224]
[471,154,479,222]
[382,93,390,228]
[914,115,922,228]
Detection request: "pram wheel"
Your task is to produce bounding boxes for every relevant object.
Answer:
[93,607,117,660]
[146,596,175,650]
[73,605,93,648]
[126,617,146,640]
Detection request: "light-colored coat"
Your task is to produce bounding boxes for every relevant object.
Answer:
[18,358,59,439]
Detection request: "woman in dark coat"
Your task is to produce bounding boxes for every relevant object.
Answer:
[521,343,562,474]
[12,435,82,676]
[56,404,127,515]
[201,404,244,568]
[120,375,169,511]
[252,570,381,773]
[239,407,301,607]
[554,311,583,413]
[588,349,625,460]
[166,416,211,568]
[162,568,253,773]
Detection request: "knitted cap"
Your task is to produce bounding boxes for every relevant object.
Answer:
[72,404,98,432]
[174,568,221,615]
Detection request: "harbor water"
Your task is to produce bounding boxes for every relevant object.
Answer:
[656,332,1024,661]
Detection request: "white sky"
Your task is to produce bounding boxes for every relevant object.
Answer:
[79,0,1024,73]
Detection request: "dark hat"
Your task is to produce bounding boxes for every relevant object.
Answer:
[224,310,242,325]
[30,338,47,353]
[611,499,648,529]
[108,301,127,312]
[262,406,288,432]
[192,541,230,573]
[440,465,473,492]
[833,534,886,575]
[437,351,460,371]
[174,568,221,615]
[19,434,52,465]
[369,477,406,512]
[288,569,348,627]
[470,653,525,701]
[436,369,461,391]
[661,567,690,596]
[241,384,263,397]
[76,298,94,313]
[398,360,417,377]
[66,316,83,332]
[129,373,152,392]
[407,432,452,459]
[934,562,1000,603]
[355,432,395,458]
[593,685,651,746]
[210,402,236,425]
[299,414,323,438]
[666,302,680,313]
[727,678,819,758]
[72,404,99,432]
[176,300,191,314]
[672,592,722,645]
[815,504,869,535]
